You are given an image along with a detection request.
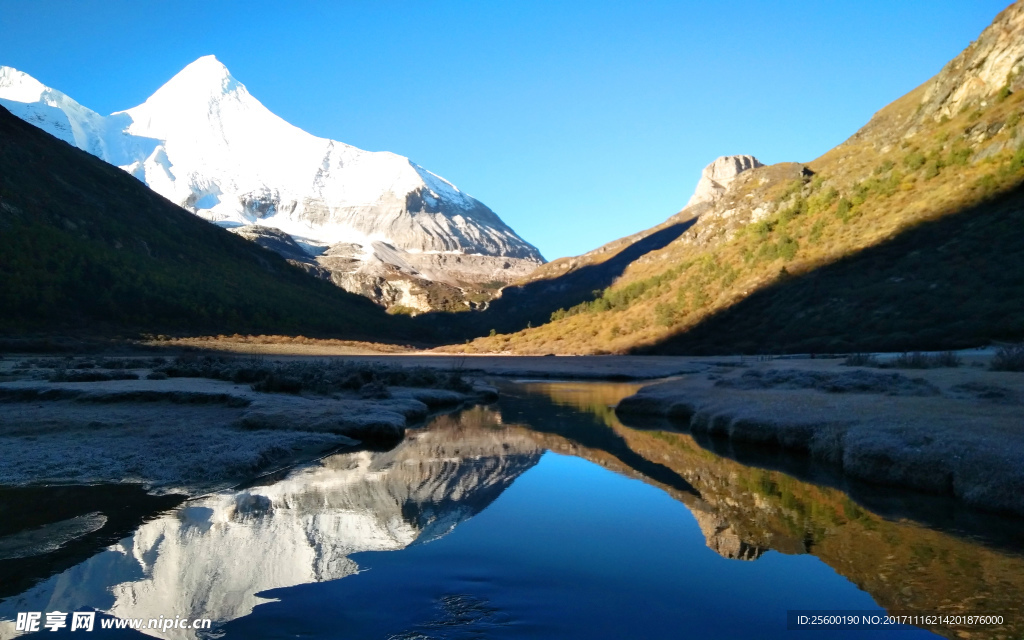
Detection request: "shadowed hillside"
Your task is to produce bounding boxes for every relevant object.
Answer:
[453,1,1024,355]
[0,105,410,340]
[640,182,1024,354]
[417,211,699,342]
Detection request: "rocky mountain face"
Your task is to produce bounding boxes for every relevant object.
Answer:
[0,57,544,312]
[461,0,1024,355]
[918,1,1024,123]
[836,1,1024,157]
[686,154,764,206]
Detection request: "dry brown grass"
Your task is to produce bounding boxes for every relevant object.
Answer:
[145,334,419,355]
[453,86,1024,355]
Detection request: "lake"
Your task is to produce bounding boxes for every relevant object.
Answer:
[1,381,1021,639]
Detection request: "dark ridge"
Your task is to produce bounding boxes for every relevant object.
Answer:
[419,216,699,341]
[0,104,413,341]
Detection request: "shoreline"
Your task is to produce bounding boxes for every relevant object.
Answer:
[4,351,1023,518]
[615,359,1024,517]
[0,356,497,496]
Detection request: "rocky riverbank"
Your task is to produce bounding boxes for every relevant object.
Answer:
[615,358,1024,517]
[0,355,496,495]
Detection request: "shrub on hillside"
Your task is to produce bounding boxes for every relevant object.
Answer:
[843,353,879,367]
[873,160,895,175]
[903,151,926,171]
[836,197,853,222]
[991,344,1024,371]
[891,351,961,369]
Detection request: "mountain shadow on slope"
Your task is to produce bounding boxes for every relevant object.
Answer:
[635,183,1024,355]
[0,105,412,340]
[419,216,699,342]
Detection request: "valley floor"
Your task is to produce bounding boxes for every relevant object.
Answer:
[1,347,1021,518]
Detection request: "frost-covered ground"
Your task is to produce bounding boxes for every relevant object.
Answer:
[616,355,1024,516]
[3,348,1020,507]
[0,358,491,496]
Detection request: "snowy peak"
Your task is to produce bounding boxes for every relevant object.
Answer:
[0,58,545,309]
[169,54,235,92]
[131,55,244,112]
[120,55,279,146]
[0,65,53,103]
[0,66,101,125]
[0,66,111,154]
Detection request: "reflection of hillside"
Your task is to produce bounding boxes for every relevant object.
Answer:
[515,381,645,428]
[617,427,1024,638]
[511,382,1024,639]
[495,381,699,498]
[0,412,541,640]
[3,383,1021,640]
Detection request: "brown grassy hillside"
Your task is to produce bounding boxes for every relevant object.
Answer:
[453,2,1024,355]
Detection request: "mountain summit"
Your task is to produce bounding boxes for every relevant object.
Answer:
[0,57,544,310]
[144,54,237,100]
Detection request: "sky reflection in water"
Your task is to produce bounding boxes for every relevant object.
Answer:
[3,381,1020,639]
[230,452,929,640]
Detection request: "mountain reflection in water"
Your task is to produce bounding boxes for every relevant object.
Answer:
[0,381,1021,639]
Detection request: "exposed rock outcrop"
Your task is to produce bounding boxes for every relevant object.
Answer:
[691,508,766,560]
[315,240,543,311]
[686,155,764,207]
[918,1,1024,121]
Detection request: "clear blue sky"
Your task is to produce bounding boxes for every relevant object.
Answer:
[0,1,1012,260]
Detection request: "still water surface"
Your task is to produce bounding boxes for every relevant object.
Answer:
[1,381,1021,639]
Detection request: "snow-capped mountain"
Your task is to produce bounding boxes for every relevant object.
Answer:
[0,57,544,310]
